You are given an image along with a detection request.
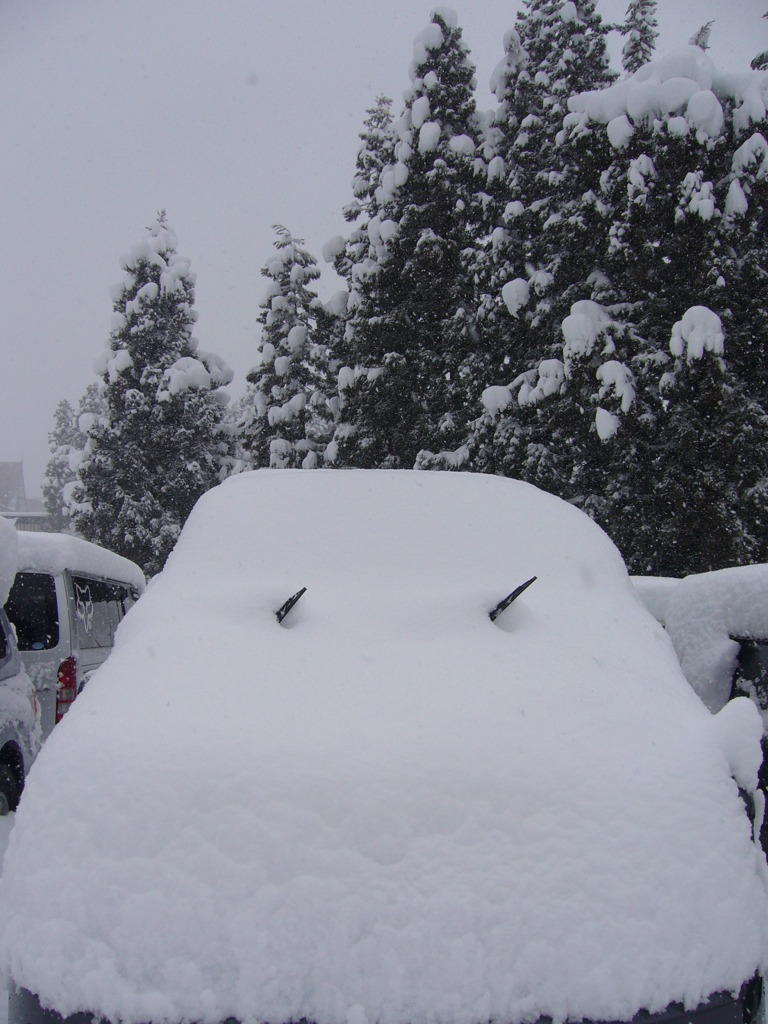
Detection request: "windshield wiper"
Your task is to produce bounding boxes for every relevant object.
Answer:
[490,576,537,622]
[276,587,307,624]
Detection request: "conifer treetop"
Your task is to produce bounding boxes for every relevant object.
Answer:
[621,0,658,74]
[71,213,233,576]
[751,9,768,70]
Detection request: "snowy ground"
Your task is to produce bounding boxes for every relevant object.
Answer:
[0,814,12,1024]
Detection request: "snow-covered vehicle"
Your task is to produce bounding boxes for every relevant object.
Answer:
[3,533,145,740]
[634,565,768,853]
[1,471,766,1024]
[0,520,40,815]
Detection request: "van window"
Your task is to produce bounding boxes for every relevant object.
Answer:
[732,639,768,710]
[106,584,124,635]
[109,584,139,626]
[71,576,113,650]
[5,572,60,651]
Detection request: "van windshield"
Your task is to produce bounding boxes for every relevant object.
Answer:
[5,572,60,651]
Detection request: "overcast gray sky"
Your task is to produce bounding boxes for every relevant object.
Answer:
[1,0,764,497]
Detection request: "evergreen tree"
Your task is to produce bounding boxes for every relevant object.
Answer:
[520,39,768,574]
[332,9,485,468]
[43,386,107,532]
[688,22,714,50]
[621,0,658,74]
[42,400,80,531]
[330,96,396,293]
[714,123,768,405]
[240,226,331,469]
[751,11,768,71]
[424,1,618,491]
[615,315,768,575]
[71,213,233,576]
[430,17,768,576]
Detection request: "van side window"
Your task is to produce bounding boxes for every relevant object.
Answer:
[106,584,124,634]
[732,639,768,710]
[71,576,113,650]
[5,572,60,651]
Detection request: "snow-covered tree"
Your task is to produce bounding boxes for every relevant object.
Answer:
[614,310,768,575]
[71,213,233,576]
[43,400,80,531]
[330,96,396,292]
[531,41,768,573]
[426,27,768,576]
[688,22,714,51]
[621,0,658,74]
[422,2,618,486]
[43,385,106,532]
[322,97,397,387]
[751,11,768,71]
[331,9,485,468]
[240,226,332,469]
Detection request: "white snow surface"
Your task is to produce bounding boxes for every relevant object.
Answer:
[568,44,768,142]
[561,300,614,367]
[411,95,430,129]
[13,532,145,591]
[480,384,513,415]
[418,121,441,154]
[501,277,530,318]
[412,23,444,67]
[606,114,634,150]
[1,471,767,1024]
[634,564,768,718]
[594,407,620,441]
[0,518,17,606]
[670,305,724,362]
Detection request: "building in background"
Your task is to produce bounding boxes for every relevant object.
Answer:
[0,463,52,532]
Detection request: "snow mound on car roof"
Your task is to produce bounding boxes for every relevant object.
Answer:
[634,564,768,715]
[14,532,145,591]
[1,471,766,1024]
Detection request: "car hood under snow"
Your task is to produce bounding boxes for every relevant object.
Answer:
[1,471,766,1024]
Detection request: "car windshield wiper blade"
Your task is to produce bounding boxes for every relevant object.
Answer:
[490,576,537,622]
[276,587,307,624]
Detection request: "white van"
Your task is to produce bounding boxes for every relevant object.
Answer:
[3,533,145,740]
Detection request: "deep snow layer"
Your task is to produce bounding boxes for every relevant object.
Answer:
[1,471,766,1024]
[0,520,17,607]
[0,816,13,1024]
[14,532,145,591]
[634,564,768,717]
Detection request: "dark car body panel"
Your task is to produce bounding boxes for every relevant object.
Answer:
[8,980,762,1024]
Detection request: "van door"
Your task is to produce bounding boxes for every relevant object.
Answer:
[4,572,67,740]
[68,574,115,692]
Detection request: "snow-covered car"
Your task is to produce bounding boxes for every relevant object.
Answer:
[0,520,41,815]
[634,565,768,853]
[1,471,767,1024]
[3,532,145,741]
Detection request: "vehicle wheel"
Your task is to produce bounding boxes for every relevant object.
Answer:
[0,764,20,816]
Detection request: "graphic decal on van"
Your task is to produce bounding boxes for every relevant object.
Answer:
[75,584,94,634]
